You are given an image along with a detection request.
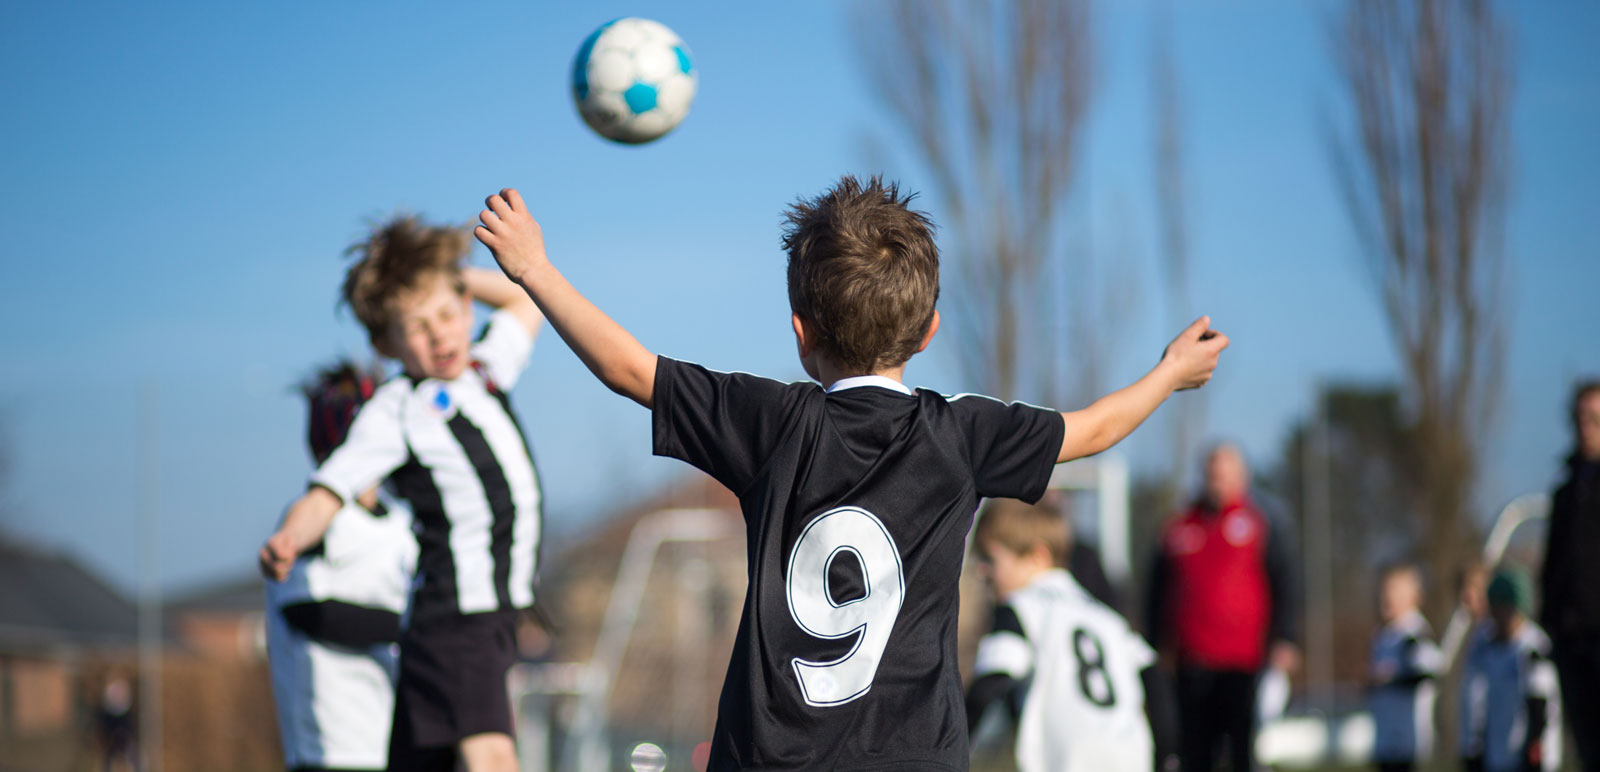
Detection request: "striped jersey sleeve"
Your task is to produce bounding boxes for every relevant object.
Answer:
[472,309,535,390]
[310,381,409,506]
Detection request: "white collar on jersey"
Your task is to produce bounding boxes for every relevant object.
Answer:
[826,375,913,396]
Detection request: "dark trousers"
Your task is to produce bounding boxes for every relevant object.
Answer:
[1375,763,1413,772]
[1176,666,1258,772]
[1555,634,1600,772]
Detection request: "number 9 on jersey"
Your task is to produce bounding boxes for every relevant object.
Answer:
[785,506,906,707]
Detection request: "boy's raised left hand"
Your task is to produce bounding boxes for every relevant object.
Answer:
[475,188,548,284]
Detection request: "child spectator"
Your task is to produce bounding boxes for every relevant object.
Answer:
[1461,569,1562,772]
[1367,561,1441,772]
[966,498,1177,772]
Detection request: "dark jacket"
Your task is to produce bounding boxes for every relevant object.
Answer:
[1540,455,1600,641]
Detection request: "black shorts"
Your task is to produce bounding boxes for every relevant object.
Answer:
[387,611,518,771]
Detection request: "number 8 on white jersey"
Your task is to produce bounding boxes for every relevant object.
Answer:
[785,506,906,707]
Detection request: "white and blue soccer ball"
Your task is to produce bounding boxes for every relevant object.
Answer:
[571,18,697,145]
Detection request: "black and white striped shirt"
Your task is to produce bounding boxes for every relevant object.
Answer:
[312,310,541,620]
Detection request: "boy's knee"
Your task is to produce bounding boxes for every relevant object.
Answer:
[458,731,518,772]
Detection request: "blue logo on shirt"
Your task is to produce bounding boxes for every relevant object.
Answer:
[434,389,451,412]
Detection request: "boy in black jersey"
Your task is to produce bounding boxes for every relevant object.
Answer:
[474,177,1226,771]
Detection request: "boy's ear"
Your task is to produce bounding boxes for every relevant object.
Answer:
[791,313,816,358]
[914,310,940,354]
[1026,540,1055,567]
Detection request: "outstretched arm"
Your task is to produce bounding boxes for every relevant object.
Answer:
[259,486,342,582]
[463,266,543,339]
[1056,316,1228,463]
[474,188,657,408]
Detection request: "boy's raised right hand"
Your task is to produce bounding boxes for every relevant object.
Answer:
[1160,316,1229,391]
[258,486,343,582]
[259,531,297,582]
[475,188,548,284]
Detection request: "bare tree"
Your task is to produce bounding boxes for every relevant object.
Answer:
[1328,0,1513,625]
[855,0,1100,405]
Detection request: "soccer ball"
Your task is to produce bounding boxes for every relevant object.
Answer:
[570,18,697,145]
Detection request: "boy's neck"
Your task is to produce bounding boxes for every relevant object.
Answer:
[817,361,907,391]
[1383,607,1422,627]
[1002,565,1061,600]
[1494,614,1525,641]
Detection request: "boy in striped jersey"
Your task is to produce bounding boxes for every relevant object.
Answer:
[266,361,417,772]
[966,499,1177,772]
[262,216,544,772]
[1366,562,1441,772]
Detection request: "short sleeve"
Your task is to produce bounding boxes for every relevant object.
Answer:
[471,309,535,390]
[1122,626,1157,671]
[310,383,409,506]
[651,356,811,495]
[973,605,1033,679]
[946,394,1064,502]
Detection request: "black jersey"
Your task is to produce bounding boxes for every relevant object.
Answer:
[652,357,1064,771]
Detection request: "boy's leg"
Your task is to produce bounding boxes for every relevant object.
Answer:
[458,733,518,772]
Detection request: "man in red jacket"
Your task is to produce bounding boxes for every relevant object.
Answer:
[1145,443,1300,772]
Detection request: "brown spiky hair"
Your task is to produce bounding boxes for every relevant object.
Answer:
[973,498,1072,568]
[783,175,940,374]
[341,215,471,339]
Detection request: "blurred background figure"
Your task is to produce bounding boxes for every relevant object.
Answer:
[966,498,1177,772]
[1038,490,1121,614]
[1366,562,1441,772]
[1461,569,1561,772]
[1459,560,1492,630]
[96,674,138,772]
[265,361,417,772]
[1539,379,1600,771]
[1145,443,1298,772]
[1456,558,1496,767]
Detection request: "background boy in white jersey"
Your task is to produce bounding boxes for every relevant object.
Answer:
[1461,569,1562,772]
[1366,562,1441,772]
[266,361,417,772]
[261,216,544,772]
[967,498,1177,772]
[473,179,1223,770]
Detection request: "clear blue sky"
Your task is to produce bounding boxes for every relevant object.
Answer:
[1,1,1594,594]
